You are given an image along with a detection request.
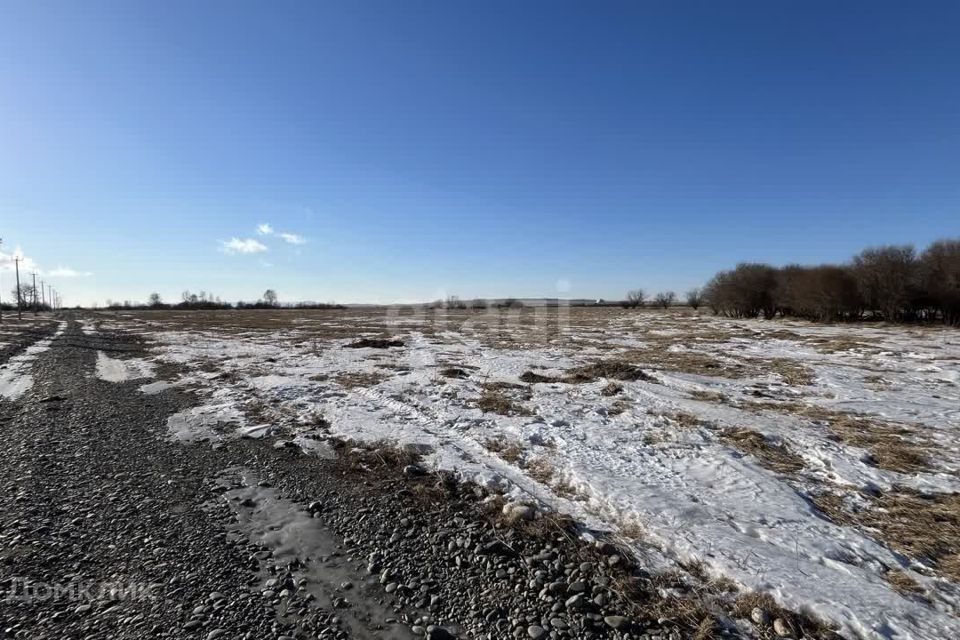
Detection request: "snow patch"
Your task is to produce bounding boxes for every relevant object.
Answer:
[95,351,155,383]
[0,322,66,400]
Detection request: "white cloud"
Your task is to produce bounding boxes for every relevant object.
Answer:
[48,266,93,277]
[220,238,268,254]
[256,223,274,236]
[278,232,307,245]
[0,246,40,273]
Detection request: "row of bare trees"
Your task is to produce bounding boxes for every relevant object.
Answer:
[625,289,701,309]
[701,239,960,325]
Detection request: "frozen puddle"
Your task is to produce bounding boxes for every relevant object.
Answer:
[95,351,155,382]
[166,402,244,444]
[140,380,175,395]
[216,469,414,640]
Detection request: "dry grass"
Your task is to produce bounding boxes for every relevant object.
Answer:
[666,411,703,428]
[565,360,655,383]
[813,489,960,582]
[480,380,531,394]
[759,328,806,341]
[608,398,632,416]
[333,371,387,389]
[808,336,876,354]
[863,374,890,387]
[345,337,404,349]
[622,346,745,379]
[689,389,729,404]
[474,388,533,416]
[526,456,555,484]
[609,570,716,635]
[692,616,720,640]
[742,401,931,474]
[732,592,838,639]
[719,428,804,473]
[336,440,423,471]
[600,381,623,396]
[551,479,578,499]
[484,437,524,463]
[768,357,815,386]
[884,569,925,597]
[519,370,560,383]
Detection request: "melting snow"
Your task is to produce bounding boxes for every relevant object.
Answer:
[118,311,960,639]
[95,351,155,382]
[0,321,66,400]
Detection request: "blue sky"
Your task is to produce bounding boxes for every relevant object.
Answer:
[1,1,957,306]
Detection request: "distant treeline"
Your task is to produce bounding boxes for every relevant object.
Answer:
[99,290,345,311]
[702,239,960,326]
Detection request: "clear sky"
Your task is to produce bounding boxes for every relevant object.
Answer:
[1,1,957,306]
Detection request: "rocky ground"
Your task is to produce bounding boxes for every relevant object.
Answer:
[0,318,825,640]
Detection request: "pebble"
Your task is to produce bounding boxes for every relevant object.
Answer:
[527,625,547,639]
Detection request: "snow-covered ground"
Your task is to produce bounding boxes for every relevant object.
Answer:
[102,309,960,640]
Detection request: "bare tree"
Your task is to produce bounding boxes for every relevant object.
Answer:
[919,239,960,326]
[626,289,645,309]
[148,292,162,307]
[263,289,278,307]
[654,291,676,309]
[852,245,915,321]
[10,284,36,308]
[685,288,702,310]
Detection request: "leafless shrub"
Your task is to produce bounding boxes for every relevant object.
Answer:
[853,245,915,321]
[654,291,676,309]
[702,263,778,319]
[685,288,702,310]
[699,237,960,325]
[919,239,960,326]
[626,289,645,309]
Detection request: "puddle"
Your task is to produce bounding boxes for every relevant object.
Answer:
[216,468,415,640]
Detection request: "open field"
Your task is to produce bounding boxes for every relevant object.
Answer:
[72,306,960,639]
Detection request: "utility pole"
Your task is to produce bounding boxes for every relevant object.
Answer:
[14,256,22,320]
[0,237,3,323]
[31,271,38,314]
[40,281,45,309]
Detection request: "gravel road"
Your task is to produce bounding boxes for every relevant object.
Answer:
[0,318,774,640]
